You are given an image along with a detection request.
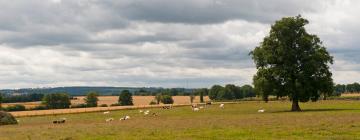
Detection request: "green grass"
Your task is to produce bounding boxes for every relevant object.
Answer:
[1,100,360,140]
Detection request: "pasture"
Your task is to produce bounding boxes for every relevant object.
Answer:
[1,100,360,140]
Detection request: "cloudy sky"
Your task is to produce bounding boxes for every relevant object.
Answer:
[0,0,359,89]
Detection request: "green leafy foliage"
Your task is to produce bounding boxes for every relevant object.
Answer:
[42,93,71,109]
[250,15,334,111]
[3,104,26,112]
[0,111,17,125]
[85,92,99,107]
[118,90,133,106]
[161,95,174,104]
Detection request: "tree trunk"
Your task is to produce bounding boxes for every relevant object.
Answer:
[291,99,301,111]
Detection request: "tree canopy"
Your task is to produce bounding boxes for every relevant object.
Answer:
[251,15,334,111]
[42,93,71,109]
[85,92,99,107]
[118,90,133,106]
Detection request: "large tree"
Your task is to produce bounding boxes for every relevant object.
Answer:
[42,93,71,109]
[118,90,133,106]
[85,92,99,107]
[251,15,334,111]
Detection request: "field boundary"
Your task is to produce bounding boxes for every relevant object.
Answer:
[9,104,195,117]
[9,102,240,117]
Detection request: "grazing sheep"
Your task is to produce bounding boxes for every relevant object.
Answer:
[191,104,198,108]
[53,118,66,124]
[144,110,150,115]
[139,110,143,113]
[258,109,265,113]
[103,111,110,114]
[152,113,158,116]
[162,106,172,109]
[106,118,114,122]
[193,108,200,111]
[120,116,130,121]
[219,104,224,108]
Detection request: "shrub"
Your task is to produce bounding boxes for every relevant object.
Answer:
[161,95,174,104]
[110,103,121,106]
[149,100,157,105]
[4,104,26,112]
[99,104,108,107]
[0,111,18,125]
[31,105,47,110]
[71,104,88,108]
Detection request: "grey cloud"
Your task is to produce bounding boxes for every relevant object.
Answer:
[106,0,324,24]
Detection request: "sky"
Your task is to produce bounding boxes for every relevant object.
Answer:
[0,0,359,89]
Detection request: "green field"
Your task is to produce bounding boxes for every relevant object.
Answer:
[1,100,360,140]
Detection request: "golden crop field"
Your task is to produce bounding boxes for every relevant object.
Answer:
[1,96,210,108]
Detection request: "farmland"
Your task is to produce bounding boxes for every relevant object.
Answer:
[2,96,211,108]
[1,100,360,140]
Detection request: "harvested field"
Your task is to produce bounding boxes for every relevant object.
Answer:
[2,96,210,109]
[341,93,360,97]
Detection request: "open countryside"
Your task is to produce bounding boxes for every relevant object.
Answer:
[1,1,360,140]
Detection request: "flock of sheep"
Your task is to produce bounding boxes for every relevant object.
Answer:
[52,103,265,124]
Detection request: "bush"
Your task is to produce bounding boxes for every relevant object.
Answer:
[4,104,26,112]
[99,104,108,107]
[149,100,157,105]
[71,104,88,108]
[161,95,174,104]
[31,105,47,110]
[0,111,18,125]
[110,103,121,106]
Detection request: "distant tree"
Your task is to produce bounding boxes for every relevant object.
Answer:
[209,85,223,100]
[170,88,179,96]
[189,94,195,103]
[251,15,334,111]
[217,88,234,100]
[85,92,99,107]
[196,88,208,103]
[161,95,174,104]
[0,94,2,108]
[334,84,346,96]
[118,90,133,106]
[42,93,71,109]
[240,85,255,98]
[225,85,242,99]
[155,93,162,104]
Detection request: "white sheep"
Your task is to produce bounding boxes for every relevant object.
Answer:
[139,110,143,113]
[144,110,150,115]
[103,111,110,114]
[193,108,200,111]
[106,118,114,122]
[258,109,265,113]
[120,116,131,120]
[219,104,224,108]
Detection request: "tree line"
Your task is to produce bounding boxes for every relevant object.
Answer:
[334,83,360,95]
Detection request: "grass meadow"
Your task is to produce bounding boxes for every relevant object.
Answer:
[1,100,360,140]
